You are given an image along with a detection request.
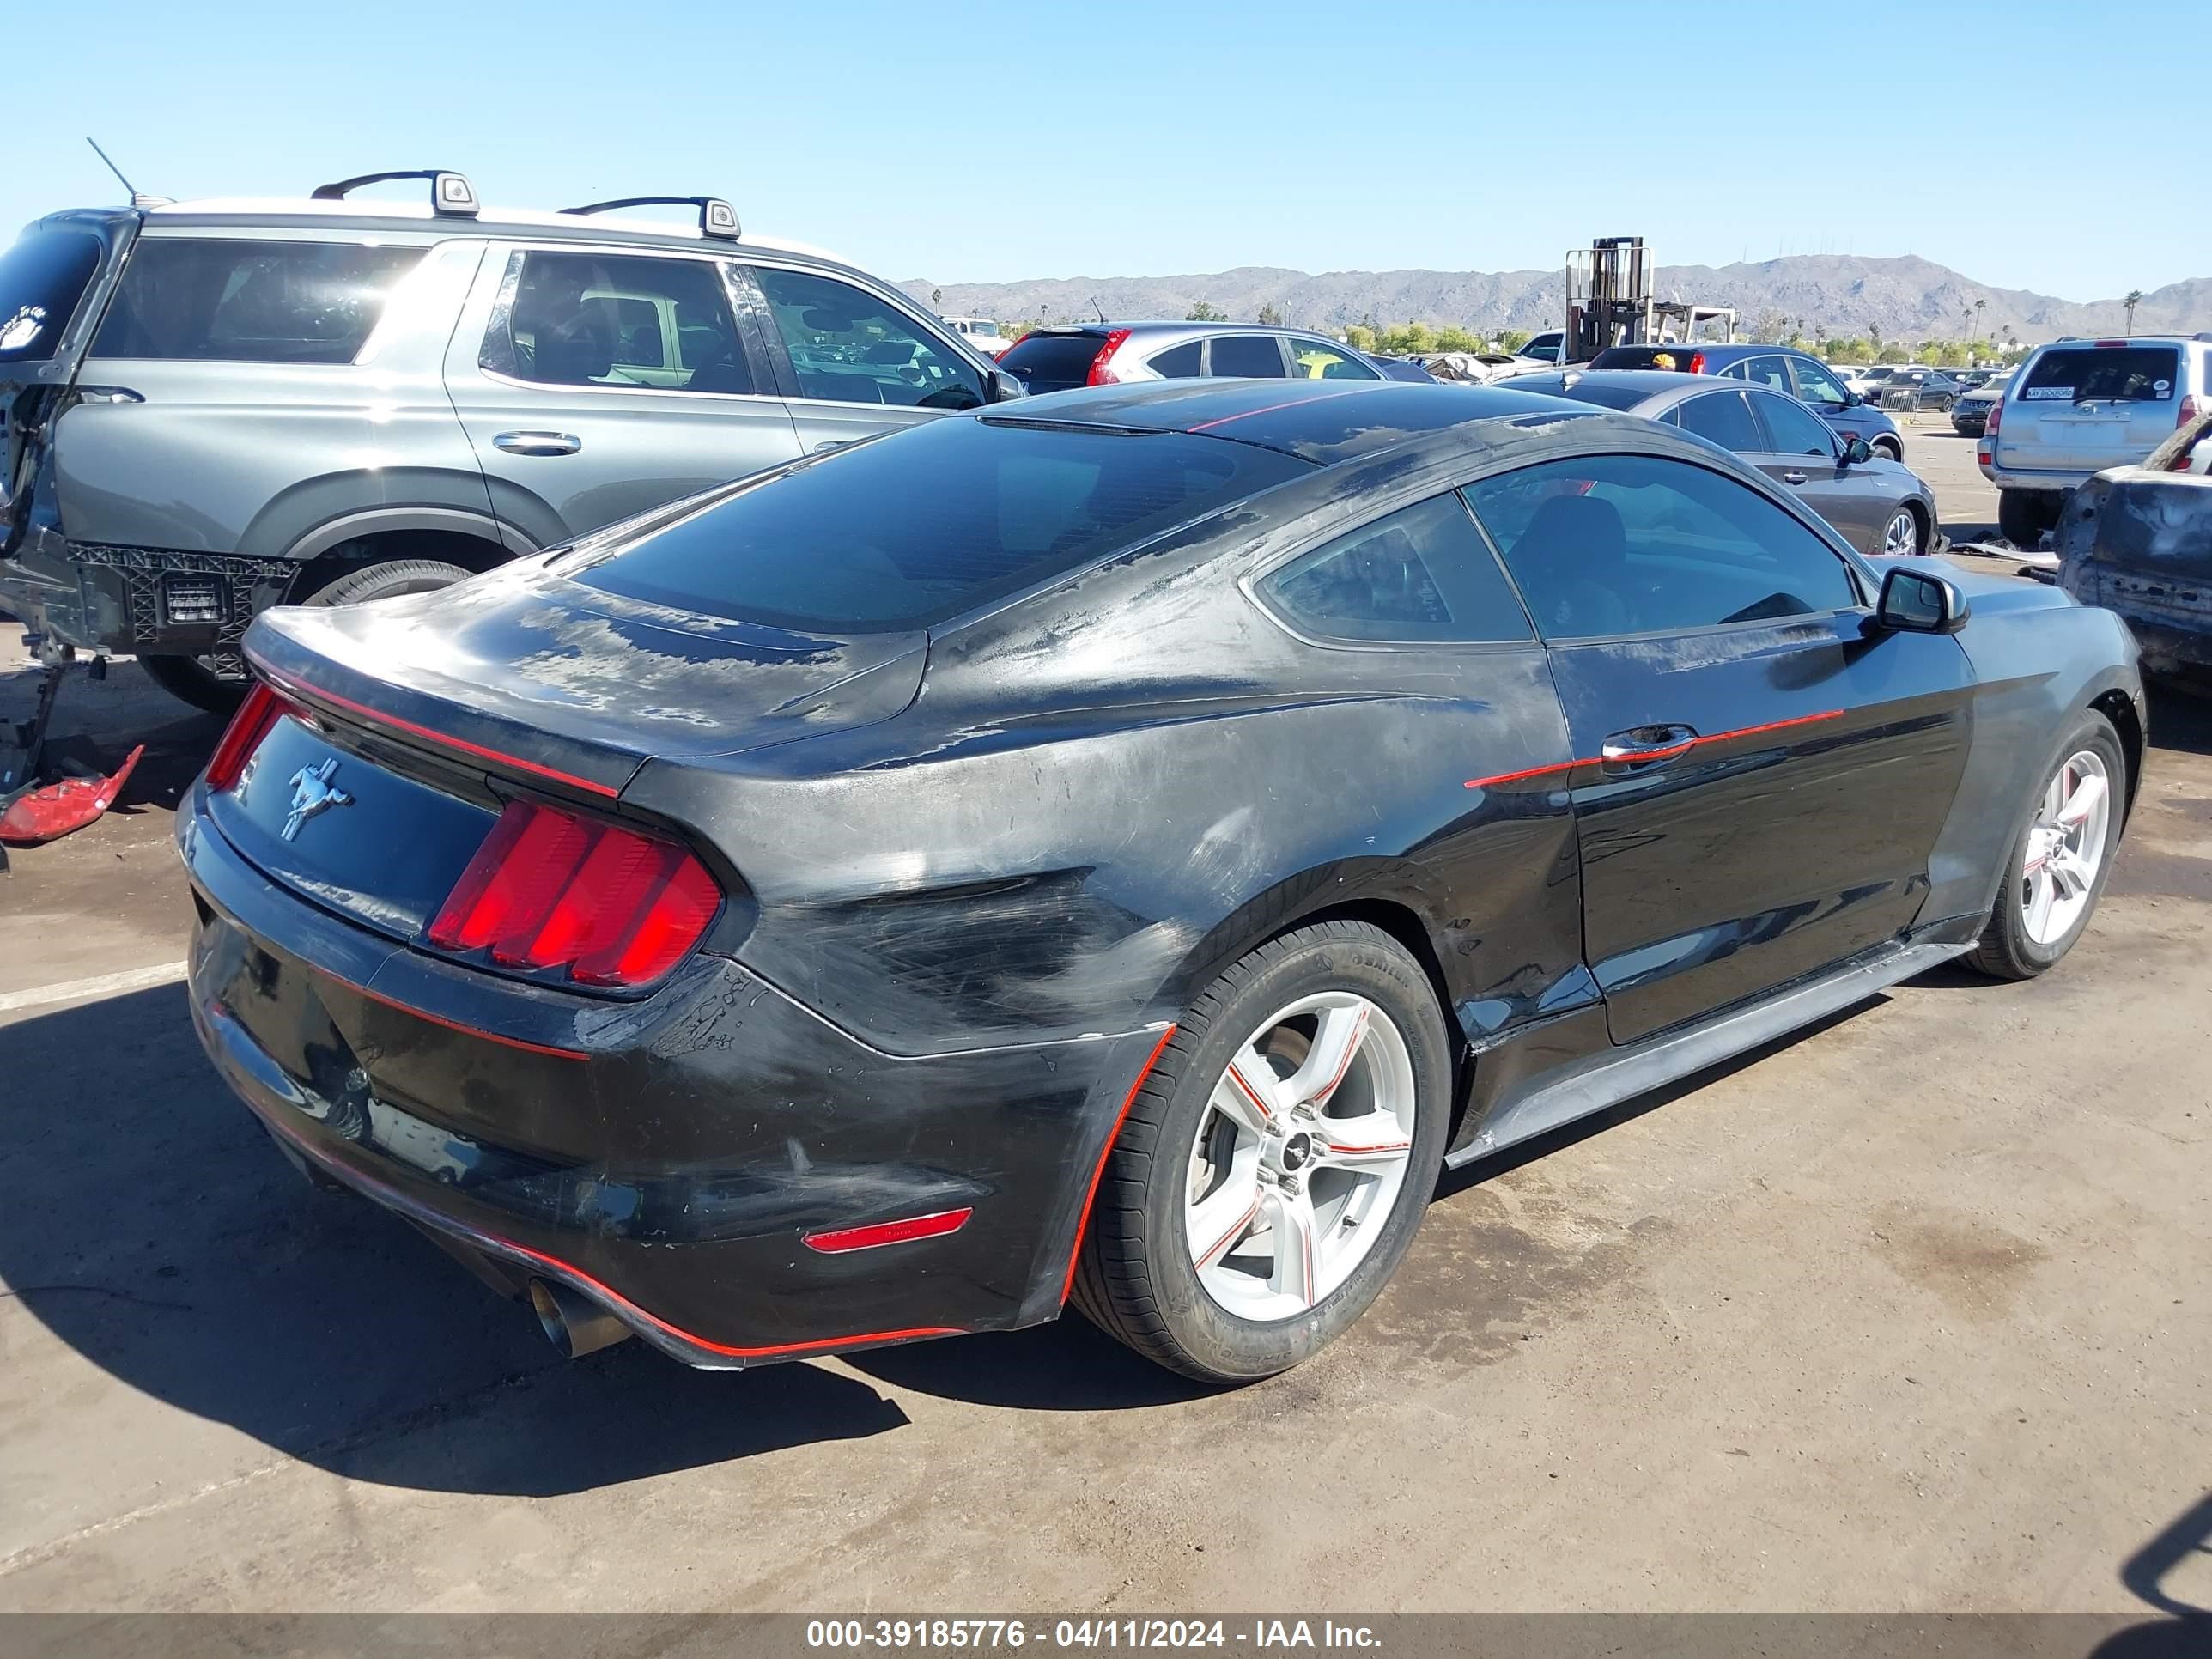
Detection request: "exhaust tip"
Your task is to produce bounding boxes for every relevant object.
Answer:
[527,1278,633,1359]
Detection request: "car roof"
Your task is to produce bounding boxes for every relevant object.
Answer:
[987,378,1614,466]
[1515,368,1731,404]
[1019,320,1340,338]
[117,196,849,266]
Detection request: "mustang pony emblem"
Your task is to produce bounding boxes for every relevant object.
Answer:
[282,758,352,841]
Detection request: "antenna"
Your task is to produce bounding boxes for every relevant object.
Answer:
[1092,297,1107,324]
[86,137,169,207]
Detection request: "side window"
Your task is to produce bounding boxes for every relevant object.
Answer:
[94,239,426,364]
[1287,337,1380,380]
[1258,494,1533,645]
[1716,359,1748,380]
[480,250,750,393]
[1464,453,1861,639]
[1743,355,1793,392]
[753,266,983,410]
[1754,391,1839,457]
[1207,334,1287,378]
[1148,339,1204,378]
[1674,389,1765,453]
[1791,357,1850,408]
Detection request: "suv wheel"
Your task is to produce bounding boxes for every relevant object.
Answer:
[1072,920,1451,1382]
[1871,435,1902,463]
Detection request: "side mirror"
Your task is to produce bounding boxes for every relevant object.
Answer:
[1876,566,1969,634]
[1839,434,1874,466]
[988,368,1026,404]
[1842,390,1862,407]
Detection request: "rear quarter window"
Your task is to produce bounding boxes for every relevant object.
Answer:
[0,229,104,362]
[2018,346,2180,404]
[562,416,1310,631]
[92,239,426,364]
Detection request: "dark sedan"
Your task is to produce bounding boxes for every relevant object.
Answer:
[182,380,2143,1383]
[1516,369,1942,556]
[1587,343,1905,461]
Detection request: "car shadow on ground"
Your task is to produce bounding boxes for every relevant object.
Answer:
[0,657,224,823]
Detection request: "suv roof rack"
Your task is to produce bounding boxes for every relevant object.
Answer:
[561,196,740,240]
[310,169,480,217]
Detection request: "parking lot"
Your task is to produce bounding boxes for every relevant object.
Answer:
[1,424,2207,1617]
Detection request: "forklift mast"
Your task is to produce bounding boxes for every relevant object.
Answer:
[1565,236,1652,364]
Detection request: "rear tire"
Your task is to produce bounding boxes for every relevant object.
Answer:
[1998,489,2059,548]
[1964,711,2125,981]
[298,557,473,610]
[1072,920,1451,1382]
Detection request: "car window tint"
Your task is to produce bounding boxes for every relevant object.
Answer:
[1260,494,1532,644]
[999,331,1107,392]
[1792,357,1850,406]
[1674,390,1765,452]
[1753,391,1838,457]
[0,229,104,362]
[1287,338,1380,380]
[565,416,1309,630]
[1148,339,1204,379]
[2019,345,2180,404]
[1744,355,1793,392]
[755,266,982,410]
[478,251,750,393]
[1464,453,1860,638]
[1207,335,1286,378]
[93,239,425,364]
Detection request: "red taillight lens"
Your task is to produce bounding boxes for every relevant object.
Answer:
[204,683,290,792]
[1085,327,1133,386]
[2176,394,2200,434]
[1686,351,1705,374]
[1984,396,2002,438]
[427,799,720,989]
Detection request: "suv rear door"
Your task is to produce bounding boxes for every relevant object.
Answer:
[2001,343,2185,475]
[446,243,800,549]
[0,210,139,544]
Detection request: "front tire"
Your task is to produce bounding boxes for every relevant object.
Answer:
[1965,711,2125,980]
[1880,506,1924,558]
[1072,920,1451,1382]
[1871,435,1902,463]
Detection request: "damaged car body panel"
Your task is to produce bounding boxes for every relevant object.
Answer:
[177,380,2146,1370]
[2058,416,2212,678]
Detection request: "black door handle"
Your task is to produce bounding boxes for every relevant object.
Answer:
[1600,724,1699,773]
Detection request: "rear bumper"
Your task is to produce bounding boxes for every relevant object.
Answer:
[1979,460,2092,493]
[179,788,1169,1367]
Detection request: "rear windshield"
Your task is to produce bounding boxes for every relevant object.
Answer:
[92,239,426,364]
[998,331,1106,390]
[1519,376,1651,411]
[564,416,1310,630]
[1588,346,1708,372]
[2017,345,2180,404]
[0,229,104,362]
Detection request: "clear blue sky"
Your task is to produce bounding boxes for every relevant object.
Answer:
[15,0,2204,301]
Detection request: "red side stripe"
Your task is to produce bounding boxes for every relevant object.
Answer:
[1186,385,1382,433]
[317,967,590,1061]
[1463,709,1844,792]
[1059,1024,1178,1304]
[252,1107,961,1360]
[258,668,620,799]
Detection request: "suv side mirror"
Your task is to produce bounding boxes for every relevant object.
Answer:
[988,368,1026,404]
[1839,434,1874,466]
[1876,566,1968,634]
[1841,389,1862,407]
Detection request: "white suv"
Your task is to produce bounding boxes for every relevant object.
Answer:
[1981,335,2212,544]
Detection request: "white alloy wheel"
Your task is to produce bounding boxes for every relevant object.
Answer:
[1182,991,1417,1322]
[2020,749,2112,946]
[1881,508,1922,557]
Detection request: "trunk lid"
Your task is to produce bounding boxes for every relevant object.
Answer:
[0,210,139,544]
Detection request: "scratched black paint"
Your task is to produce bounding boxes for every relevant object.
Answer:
[180,381,2144,1365]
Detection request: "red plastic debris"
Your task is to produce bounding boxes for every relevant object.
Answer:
[0,744,145,845]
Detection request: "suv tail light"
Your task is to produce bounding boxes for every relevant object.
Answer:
[1086,328,1133,386]
[2177,394,2200,434]
[427,799,720,988]
[205,683,300,792]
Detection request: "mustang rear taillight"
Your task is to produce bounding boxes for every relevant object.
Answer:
[427,799,720,988]
[1086,327,1133,386]
[205,682,300,792]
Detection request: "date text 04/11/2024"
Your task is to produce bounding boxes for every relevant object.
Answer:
[804,1620,1383,1650]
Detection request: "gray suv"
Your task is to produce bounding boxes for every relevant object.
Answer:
[0,170,1019,712]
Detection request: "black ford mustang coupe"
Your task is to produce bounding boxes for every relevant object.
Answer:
[180,380,2143,1382]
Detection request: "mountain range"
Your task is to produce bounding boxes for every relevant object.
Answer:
[901,255,2211,344]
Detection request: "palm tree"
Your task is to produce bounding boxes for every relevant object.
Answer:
[2124,289,2143,336]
